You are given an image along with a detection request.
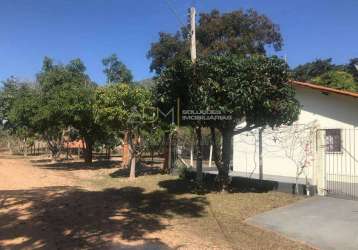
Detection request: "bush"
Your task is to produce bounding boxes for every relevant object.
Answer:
[175,160,190,179]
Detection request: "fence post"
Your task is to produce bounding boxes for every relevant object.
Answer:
[190,143,194,167]
[315,129,326,196]
[208,145,213,168]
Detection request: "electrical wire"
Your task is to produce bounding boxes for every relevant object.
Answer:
[163,0,187,28]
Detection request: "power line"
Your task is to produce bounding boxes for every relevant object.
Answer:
[163,0,186,27]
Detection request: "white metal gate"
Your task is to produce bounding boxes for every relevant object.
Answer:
[321,129,358,199]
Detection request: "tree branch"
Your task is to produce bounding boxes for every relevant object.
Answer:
[233,124,261,135]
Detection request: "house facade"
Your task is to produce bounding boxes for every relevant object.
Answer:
[233,81,358,198]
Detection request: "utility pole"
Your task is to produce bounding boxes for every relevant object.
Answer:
[190,7,196,63]
[189,6,203,185]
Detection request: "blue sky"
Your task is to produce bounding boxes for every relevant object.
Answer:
[1,0,358,84]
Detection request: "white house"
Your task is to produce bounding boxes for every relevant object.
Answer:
[233,81,358,198]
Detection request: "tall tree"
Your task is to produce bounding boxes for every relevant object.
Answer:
[148,9,283,74]
[6,83,40,156]
[36,57,101,162]
[0,77,19,125]
[346,58,358,83]
[292,58,335,81]
[151,8,283,185]
[102,54,133,83]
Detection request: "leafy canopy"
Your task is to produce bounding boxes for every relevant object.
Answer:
[154,54,299,133]
[292,58,335,82]
[292,58,358,92]
[312,70,357,92]
[195,55,300,132]
[148,9,283,74]
[95,83,153,132]
[102,54,133,83]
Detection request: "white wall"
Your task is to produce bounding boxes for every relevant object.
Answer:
[233,86,358,184]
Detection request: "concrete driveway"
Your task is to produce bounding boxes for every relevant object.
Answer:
[247,197,358,250]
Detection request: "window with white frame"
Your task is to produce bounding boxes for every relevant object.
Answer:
[325,129,342,153]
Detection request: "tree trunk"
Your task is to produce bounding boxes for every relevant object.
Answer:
[151,151,154,166]
[7,139,12,154]
[84,137,93,163]
[23,138,27,157]
[130,155,136,179]
[122,131,131,167]
[162,132,170,173]
[218,128,232,191]
[128,131,138,179]
[66,142,69,160]
[195,126,203,186]
[107,147,111,160]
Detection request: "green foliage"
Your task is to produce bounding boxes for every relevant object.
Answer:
[292,58,335,81]
[0,77,40,137]
[155,54,300,189]
[312,70,357,91]
[176,161,190,179]
[292,58,358,92]
[142,125,165,157]
[0,77,18,124]
[196,55,300,131]
[136,78,155,89]
[345,58,358,82]
[153,58,194,125]
[196,9,282,56]
[102,54,133,83]
[148,9,282,74]
[95,83,153,131]
[155,55,300,132]
[34,57,105,161]
[147,32,187,74]
[7,84,40,138]
[95,83,155,173]
[36,58,97,137]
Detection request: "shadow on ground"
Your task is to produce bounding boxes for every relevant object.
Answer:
[0,185,207,249]
[159,172,280,195]
[0,154,28,160]
[110,164,162,178]
[33,160,120,171]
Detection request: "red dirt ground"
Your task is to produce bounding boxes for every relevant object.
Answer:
[0,152,313,250]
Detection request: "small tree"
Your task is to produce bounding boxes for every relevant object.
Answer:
[154,58,208,183]
[196,55,300,190]
[273,122,316,194]
[95,83,153,178]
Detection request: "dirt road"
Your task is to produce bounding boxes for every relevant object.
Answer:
[0,153,312,250]
[0,155,75,190]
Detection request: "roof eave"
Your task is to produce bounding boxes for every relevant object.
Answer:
[290,80,358,99]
